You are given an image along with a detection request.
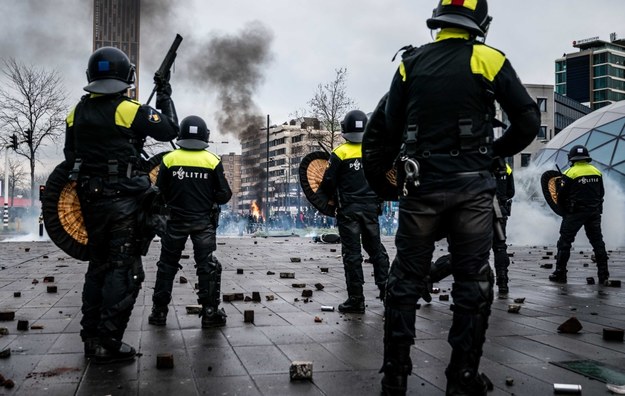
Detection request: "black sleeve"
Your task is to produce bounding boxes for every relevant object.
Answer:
[319,153,341,196]
[63,121,76,164]
[213,162,232,205]
[385,68,408,139]
[507,172,515,199]
[131,104,180,142]
[155,162,169,192]
[492,60,541,158]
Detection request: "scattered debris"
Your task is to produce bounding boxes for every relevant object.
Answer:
[513,298,525,304]
[314,283,324,291]
[237,268,244,274]
[47,285,57,293]
[265,295,275,301]
[553,383,581,394]
[0,348,10,358]
[179,276,188,284]
[321,306,334,312]
[330,249,337,252]
[280,272,295,279]
[320,267,329,273]
[181,254,190,259]
[292,283,306,288]
[540,263,553,269]
[586,277,595,285]
[32,279,39,284]
[314,316,322,323]
[244,310,254,323]
[507,304,521,314]
[223,294,235,302]
[439,294,449,301]
[30,325,44,330]
[266,271,275,275]
[252,292,261,302]
[157,353,174,369]
[0,328,8,336]
[557,317,582,334]
[2,379,14,388]
[186,305,202,315]
[431,287,440,294]
[505,377,514,386]
[603,328,624,342]
[289,361,313,381]
[24,248,30,252]
[290,257,301,263]
[43,276,54,283]
[301,289,313,298]
[13,292,20,298]
[605,280,621,287]
[17,320,29,331]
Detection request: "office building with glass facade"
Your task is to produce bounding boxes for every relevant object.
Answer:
[555,33,625,110]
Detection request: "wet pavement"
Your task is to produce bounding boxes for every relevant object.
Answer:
[1,234,625,395]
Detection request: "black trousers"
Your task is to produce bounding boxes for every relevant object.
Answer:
[556,210,608,268]
[492,216,509,274]
[79,195,144,343]
[336,203,390,292]
[385,191,494,348]
[152,218,219,306]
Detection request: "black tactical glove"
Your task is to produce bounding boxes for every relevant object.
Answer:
[154,71,172,96]
[491,156,507,177]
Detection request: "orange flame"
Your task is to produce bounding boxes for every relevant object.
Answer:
[251,200,262,221]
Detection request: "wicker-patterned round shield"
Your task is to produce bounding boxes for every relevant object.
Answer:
[42,153,170,261]
[298,151,337,217]
[540,170,563,216]
[42,162,89,261]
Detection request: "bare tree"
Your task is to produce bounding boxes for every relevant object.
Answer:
[308,68,356,150]
[7,158,28,205]
[0,58,67,206]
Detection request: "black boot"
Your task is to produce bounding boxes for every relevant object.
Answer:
[339,285,365,314]
[495,270,509,296]
[597,262,610,284]
[148,305,168,326]
[445,365,488,396]
[94,339,136,364]
[201,306,227,328]
[380,343,412,396]
[549,268,567,283]
[338,295,365,314]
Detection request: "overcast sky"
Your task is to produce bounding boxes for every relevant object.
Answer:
[2,0,625,167]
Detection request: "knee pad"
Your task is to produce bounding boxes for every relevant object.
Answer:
[451,264,494,314]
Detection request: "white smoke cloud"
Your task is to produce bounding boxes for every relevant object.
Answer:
[507,163,625,249]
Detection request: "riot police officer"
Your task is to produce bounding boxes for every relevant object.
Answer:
[549,145,609,284]
[64,46,179,363]
[377,1,540,394]
[148,115,232,328]
[319,110,390,314]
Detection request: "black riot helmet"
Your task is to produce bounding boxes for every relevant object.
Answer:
[341,110,368,143]
[426,0,492,37]
[84,47,136,94]
[568,145,592,163]
[177,115,210,150]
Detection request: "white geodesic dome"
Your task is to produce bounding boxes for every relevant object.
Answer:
[533,100,625,185]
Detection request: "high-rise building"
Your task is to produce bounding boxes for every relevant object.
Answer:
[219,153,242,213]
[555,33,625,110]
[93,0,140,98]
[239,119,328,216]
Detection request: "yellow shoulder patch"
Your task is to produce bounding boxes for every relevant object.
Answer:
[471,44,506,82]
[115,100,141,128]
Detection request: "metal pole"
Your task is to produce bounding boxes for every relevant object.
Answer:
[265,115,270,223]
[3,148,9,229]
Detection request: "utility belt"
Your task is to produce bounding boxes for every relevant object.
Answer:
[396,115,493,197]
[69,157,146,183]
